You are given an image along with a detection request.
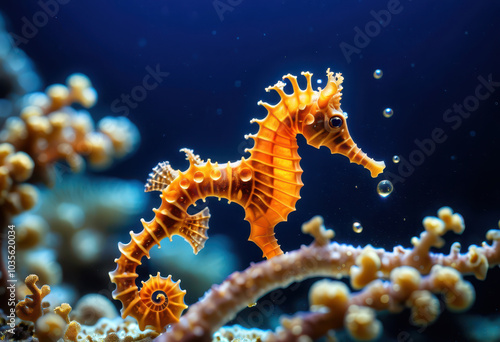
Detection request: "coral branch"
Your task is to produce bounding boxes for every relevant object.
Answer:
[54,303,72,324]
[0,74,139,186]
[1,72,140,310]
[0,73,140,221]
[153,207,499,341]
[16,274,51,323]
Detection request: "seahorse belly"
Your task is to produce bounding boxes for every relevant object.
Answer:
[244,126,303,258]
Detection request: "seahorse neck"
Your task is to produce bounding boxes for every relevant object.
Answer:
[246,108,299,159]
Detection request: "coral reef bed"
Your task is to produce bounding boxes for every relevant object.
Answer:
[5,208,499,341]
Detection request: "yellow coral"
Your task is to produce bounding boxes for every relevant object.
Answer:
[35,313,67,342]
[16,214,49,249]
[16,274,51,323]
[309,279,350,311]
[406,290,439,326]
[0,74,139,185]
[344,305,381,341]
[54,303,72,324]
[429,265,475,311]
[301,215,335,246]
[350,246,381,289]
[0,73,139,222]
[390,266,421,301]
[64,321,82,342]
[0,142,37,215]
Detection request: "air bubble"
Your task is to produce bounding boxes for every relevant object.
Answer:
[377,180,393,198]
[373,69,383,79]
[392,155,400,163]
[383,108,393,118]
[353,222,363,233]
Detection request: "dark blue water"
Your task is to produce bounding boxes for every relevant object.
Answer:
[2,1,499,341]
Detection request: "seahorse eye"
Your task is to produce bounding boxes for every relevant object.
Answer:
[329,116,343,128]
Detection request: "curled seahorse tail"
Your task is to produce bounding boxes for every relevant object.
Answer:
[110,154,214,332]
[109,218,188,332]
[109,268,187,331]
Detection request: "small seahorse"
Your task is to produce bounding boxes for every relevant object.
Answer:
[109,69,385,332]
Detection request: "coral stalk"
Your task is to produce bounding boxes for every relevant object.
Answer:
[154,207,500,341]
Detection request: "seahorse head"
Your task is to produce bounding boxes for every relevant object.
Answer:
[301,69,385,178]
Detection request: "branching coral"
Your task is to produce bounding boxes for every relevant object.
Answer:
[15,274,51,323]
[14,274,158,342]
[152,207,499,341]
[0,73,139,191]
[0,70,140,309]
[0,72,140,224]
[0,142,38,217]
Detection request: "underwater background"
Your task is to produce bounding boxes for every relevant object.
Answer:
[1,1,499,341]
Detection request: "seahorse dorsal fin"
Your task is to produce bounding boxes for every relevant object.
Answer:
[180,148,204,165]
[318,69,344,110]
[145,161,179,193]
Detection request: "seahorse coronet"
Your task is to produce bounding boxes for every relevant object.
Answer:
[110,68,385,332]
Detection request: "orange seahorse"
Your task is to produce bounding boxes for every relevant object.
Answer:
[109,69,385,332]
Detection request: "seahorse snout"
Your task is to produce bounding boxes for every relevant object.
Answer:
[327,135,385,178]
